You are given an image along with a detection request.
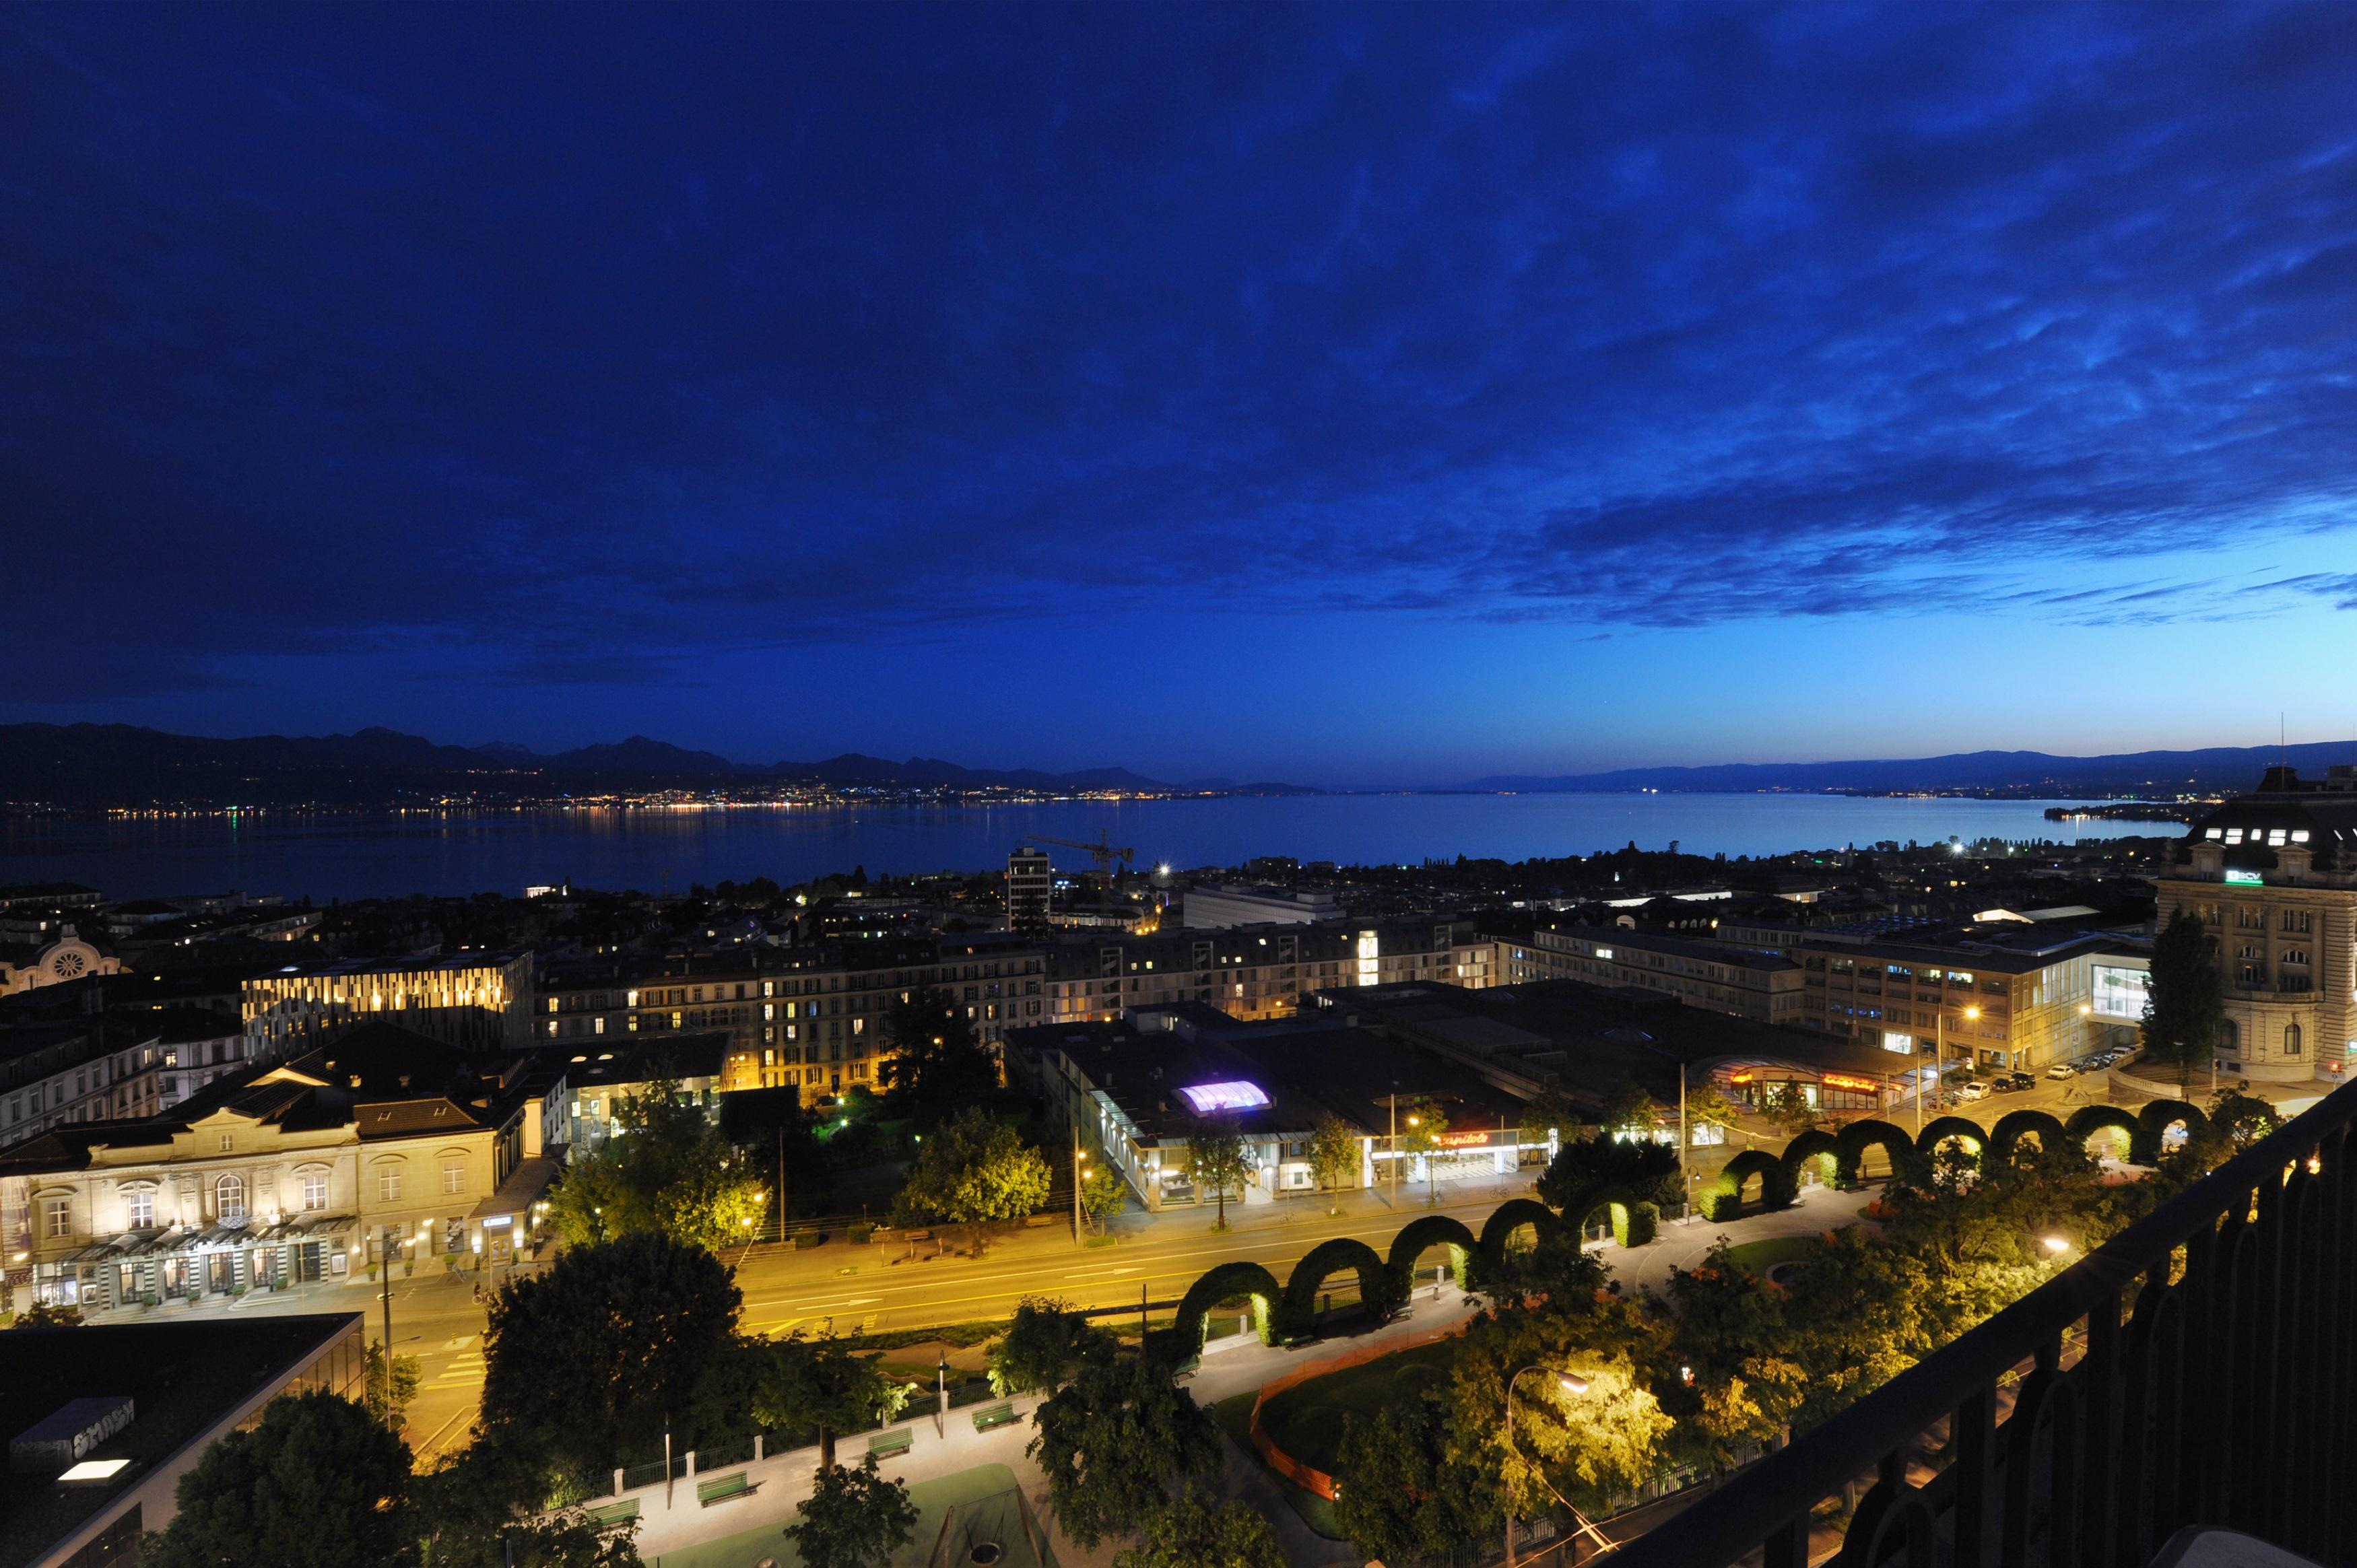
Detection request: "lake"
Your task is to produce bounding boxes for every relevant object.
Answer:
[0,794,2163,904]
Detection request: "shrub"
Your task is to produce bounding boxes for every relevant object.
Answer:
[793,1231,826,1250]
[846,1224,872,1245]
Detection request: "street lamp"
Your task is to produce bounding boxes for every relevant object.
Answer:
[2041,1235,2071,1257]
[1502,1365,1586,1567]
[1071,1127,1090,1244]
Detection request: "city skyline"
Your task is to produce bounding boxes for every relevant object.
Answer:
[7,5,2357,782]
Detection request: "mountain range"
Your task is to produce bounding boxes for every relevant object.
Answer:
[1457,742,2357,796]
[0,723,1202,809]
[4,722,2346,811]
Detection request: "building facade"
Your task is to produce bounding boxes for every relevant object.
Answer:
[1498,926,1806,1024]
[0,929,123,998]
[2157,766,2357,1081]
[1793,926,2132,1073]
[1041,918,1495,1025]
[242,951,533,1057]
[1005,848,1053,936]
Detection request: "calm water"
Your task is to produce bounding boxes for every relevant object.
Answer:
[0,794,2160,904]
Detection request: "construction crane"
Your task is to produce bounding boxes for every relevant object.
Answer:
[1028,831,1136,879]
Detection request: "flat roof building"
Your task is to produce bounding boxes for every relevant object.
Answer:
[1181,884,1341,929]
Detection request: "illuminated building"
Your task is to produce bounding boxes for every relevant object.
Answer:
[2158,765,2357,1081]
[242,951,532,1057]
[1498,925,1805,1023]
[1793,925,2133,1072]
[1004,846,1053,936]
[1178,883,1340,928]
[1040,918,1494,1025]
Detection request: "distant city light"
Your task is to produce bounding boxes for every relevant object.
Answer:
[1176,1081,1271,1114]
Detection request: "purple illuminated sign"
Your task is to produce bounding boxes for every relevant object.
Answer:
[1175,1081,1271,1115]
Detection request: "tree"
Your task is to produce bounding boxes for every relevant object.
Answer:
[1535,1132,1681,1216]
[1029,1351,1220,1548]
[1305,1115,1360,1215]
[10,1301,82,1329]
[546,1077,769,1252]
[1661,1244,1807,1468]
[1080,1159,1129,1234]
[1597,1078,1659,1138]
[2144,908,2226,1095]
[754,1332,908,1473]
[364,1341,422,1437]
[878,986,999,1125]
[1398,1095,1449,1208]
[783,1455,920,1568]
[1331,1396,1498,1568]
[1113,1491,1286,1568]
[1757,1083,1819,1136]
[891,1105,1053,1254]
[1185,1116,1251,1231]
[143,1390,413,1568]
[988,1297,1117,1396]
[1518,1084,1578,1146]
[1449,1342,1672,1518]
[413,1444,646,1568]
[478,1232,750,1490]
[1684,1085,1744,1143]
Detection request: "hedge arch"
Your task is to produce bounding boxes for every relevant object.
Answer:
[1172,1260,1283,1350]
[1387,1213,1476,1297]
[1280,1237,1395,1334]
[1914,1115,1987,1167]
[1474,1197,1560,1281]
[1835,1120,1917,1186]
[1563,1191,1661,1248]
[1989,1109,2066,1165]
[1703,1150,1796,1221]
[2131,1099,2208,1165]
[1782,1128,1840,1188]
[2063,1103,2139,1162]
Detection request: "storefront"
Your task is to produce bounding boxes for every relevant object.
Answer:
[44,1215,357,1311]
[1717,1062,1896,1116]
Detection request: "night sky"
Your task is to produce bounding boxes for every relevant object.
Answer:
[7,4,2356,784]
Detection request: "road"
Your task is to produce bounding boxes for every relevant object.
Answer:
[135,1066,2181,1466]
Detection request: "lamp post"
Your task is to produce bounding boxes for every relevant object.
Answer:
[1388,1084,1399,1210]
[1502,1365,1587,1567]
[1071,1127,1088,1244]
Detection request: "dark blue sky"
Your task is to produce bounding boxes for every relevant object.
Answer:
[6,3,2356,784]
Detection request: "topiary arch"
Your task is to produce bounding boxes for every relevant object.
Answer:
[1171,1260,1282,1349]
[1475,1198,1560,1280]
[1835,1120,1917,1186]
[1915,1115,1987,1169]
[1989,1109,2066,1165]
[2064,1103,2139,1162]
[1781,1128,1840,1188]
[1562,1191,1660,1248]
[1279,1237,1395,1334]
[1703,1149,1793,1221]
[1387,1213,1476,1297]
[2131,1099,2208,1165]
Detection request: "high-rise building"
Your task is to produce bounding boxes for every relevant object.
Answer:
[1006,847,1053,936]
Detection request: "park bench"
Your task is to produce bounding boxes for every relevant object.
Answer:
[868,1427,914,1460]
[972,1402,1021,1434]
[583,1500,640,1531]
[694,1472,758,1507]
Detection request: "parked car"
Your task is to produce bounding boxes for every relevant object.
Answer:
[2047,1063,2077,1081]
[1956,1079,1993,1101]
[2003,1070,2036,1091]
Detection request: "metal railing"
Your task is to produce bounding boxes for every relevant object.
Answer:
[1615,1075,2357,1568]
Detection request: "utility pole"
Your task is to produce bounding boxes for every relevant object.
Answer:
[1678,1064,1689,1216]
[776,1126,785,1243]
[378,1223,395,1361]
[1389,1083,1399,1211]
[1070,1123,1084,1243]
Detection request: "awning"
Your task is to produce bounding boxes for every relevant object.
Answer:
[469,1154,559,1223]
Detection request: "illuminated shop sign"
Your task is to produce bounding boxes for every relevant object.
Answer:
[1820,1073,1882,1093]
[1175,1081,1271,1114]
[2224,869,2264,885]
[1434,1130,1491,1149]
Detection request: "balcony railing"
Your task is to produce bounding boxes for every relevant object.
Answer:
[1614,1076,2357,1568]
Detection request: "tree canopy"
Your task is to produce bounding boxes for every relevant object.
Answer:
[1534,1130,1680,1215]
[1112,1491,1286,1568]
[1185,1116,1251,1230]
[1028,1351,1220,1548]
[143,1390,413,1568]
[878,986,999,1124]
[753,1331,909,1472]
[2144,908,2226,1093]
[1306,1116,1360,1214]
[478,1231,750,1488]
[891,1104,1053,1253]
[1331,1394,1499,1568]
[988,1297,1117,1396]
[546,1077,768,1252]
[783,1455,920,1568]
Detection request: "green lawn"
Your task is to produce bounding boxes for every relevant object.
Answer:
[1211,1392,1345,1540]
[1252,1339,1459,1477]
[1718,1235,1820,1275]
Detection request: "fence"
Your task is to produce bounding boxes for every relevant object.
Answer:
[1612,1074,2357,1568]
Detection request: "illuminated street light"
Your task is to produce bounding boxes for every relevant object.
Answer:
[2042,1235,2071,1255]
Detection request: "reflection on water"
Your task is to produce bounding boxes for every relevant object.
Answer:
[1,794,2155,904]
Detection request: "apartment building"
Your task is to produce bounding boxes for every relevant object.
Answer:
[1005,848,1053,936]
[537,934,1050,1097]
[1042,918,1495,1024]
[2157,765,2357,1081]
[0,1023,545,1315]
[242,951,533,1057]
[1793,924,2131,1073]
[1180,884,1341,928]
[1496,926,1807,1025]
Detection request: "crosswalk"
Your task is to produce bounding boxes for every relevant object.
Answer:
[434,1336,484,1386]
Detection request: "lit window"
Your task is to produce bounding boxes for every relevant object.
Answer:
[42,1197,69,1238]
[301,1171,327,1212]
[442,1159,465,1195]
[215,1174,246,1222]
[378,1167,403,1203]
[125,1188,154,1229]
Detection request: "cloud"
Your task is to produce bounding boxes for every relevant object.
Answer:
[3,2,2356,707]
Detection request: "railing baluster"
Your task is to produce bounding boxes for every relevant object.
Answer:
[1950,1384,1996,1568]
[2076,1286,2121,1568]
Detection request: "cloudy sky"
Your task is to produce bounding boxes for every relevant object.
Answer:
[5,3,2355,784]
